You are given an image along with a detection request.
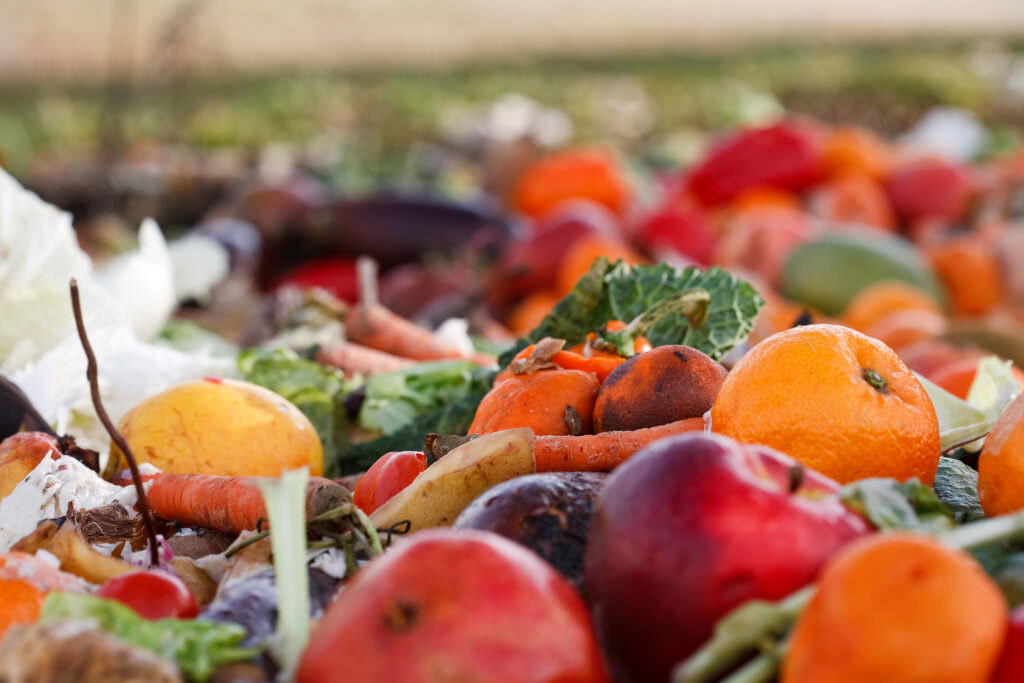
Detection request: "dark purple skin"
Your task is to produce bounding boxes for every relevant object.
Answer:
[583,432,870,683]
[454,472,606,590]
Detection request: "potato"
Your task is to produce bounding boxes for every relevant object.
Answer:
[107,378,322,478]
[0,621,182,683]
[0,432,58,500]
[370,428,535,533]
[454,472,606,589]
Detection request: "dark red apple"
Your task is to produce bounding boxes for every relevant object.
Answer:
[991,604,1024,683]
[583,431,870,683]
[298,528,610,683]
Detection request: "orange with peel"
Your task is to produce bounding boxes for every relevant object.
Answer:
[711,324,940,484]
[862,308,948,352]
[839,280,942,334]
[925,235,1003,317]
[979,392,1024,516]
[782,533,1007,683]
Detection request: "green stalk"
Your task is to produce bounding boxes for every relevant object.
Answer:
[721,639,789,683]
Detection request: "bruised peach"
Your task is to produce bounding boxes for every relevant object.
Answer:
[110,378,323,477]
[593,345,727,432]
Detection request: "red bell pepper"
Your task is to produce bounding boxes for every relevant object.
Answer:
[271,256,360,303]
[686,121,825,206]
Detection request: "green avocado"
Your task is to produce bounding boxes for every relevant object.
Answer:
[780,231,947,316]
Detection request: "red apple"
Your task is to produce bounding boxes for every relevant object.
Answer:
[298,528,610,683]
[583,431,870,683]
[991,604,1024,683]
[489,200,619,306]
[884,156,975,223]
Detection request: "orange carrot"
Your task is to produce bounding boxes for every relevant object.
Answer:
[345,303,496,366]
[146,474,349,535]
[345,257,496,366]
[533,417,705,472]
[316,341,416,376]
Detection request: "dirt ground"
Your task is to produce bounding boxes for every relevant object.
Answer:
[2,0,1024,84]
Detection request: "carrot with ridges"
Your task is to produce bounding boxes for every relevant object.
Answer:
[145,474,349,535]
[533,417,705,472]
[316,341,415,376]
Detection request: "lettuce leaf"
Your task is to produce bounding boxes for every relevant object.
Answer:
[344,390,487,472]
[358,360,495,435]
[40,592,258,682]
[918,356,1022,453]
[840,477,954,533]
[238,348,350,477]
[499,259,763,365]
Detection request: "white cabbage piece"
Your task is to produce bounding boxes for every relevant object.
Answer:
[12,323,237,456]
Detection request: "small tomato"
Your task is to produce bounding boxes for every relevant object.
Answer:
[354,451,428,514]
[96,570,199,620]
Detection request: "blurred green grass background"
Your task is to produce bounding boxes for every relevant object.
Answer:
[2,42,1023,178]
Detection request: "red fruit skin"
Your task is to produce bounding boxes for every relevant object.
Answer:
[686,122,824,206]
[884,157,974,223]
[636,207,716,265]
[271,257,360,303]
[491,200,618,305]
[583,431,870,683]
[96,570,199,620]
[991,604,1024,683]
[353,450,428,514]
[297,529,610,683]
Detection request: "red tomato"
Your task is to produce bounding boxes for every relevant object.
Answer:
[271,257,361,303]
[354,451,428,514]
[96,570,199,620]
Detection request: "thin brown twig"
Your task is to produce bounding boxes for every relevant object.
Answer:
[69,279,160,567]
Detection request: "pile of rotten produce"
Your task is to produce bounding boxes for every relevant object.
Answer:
[8,112,1024,683]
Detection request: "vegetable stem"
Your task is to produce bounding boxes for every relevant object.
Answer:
[69,279,160,567]
[720,639,790,683]
[603,288,711,357]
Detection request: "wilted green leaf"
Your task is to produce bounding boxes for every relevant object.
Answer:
[841,477,954,533]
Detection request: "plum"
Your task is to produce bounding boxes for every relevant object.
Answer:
[454,471,606,589]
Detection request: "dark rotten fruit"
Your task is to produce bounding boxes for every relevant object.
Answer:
[298,528,610,683]
[593,345,727,432]
[584,432,870,683]
[454,471,606,589]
